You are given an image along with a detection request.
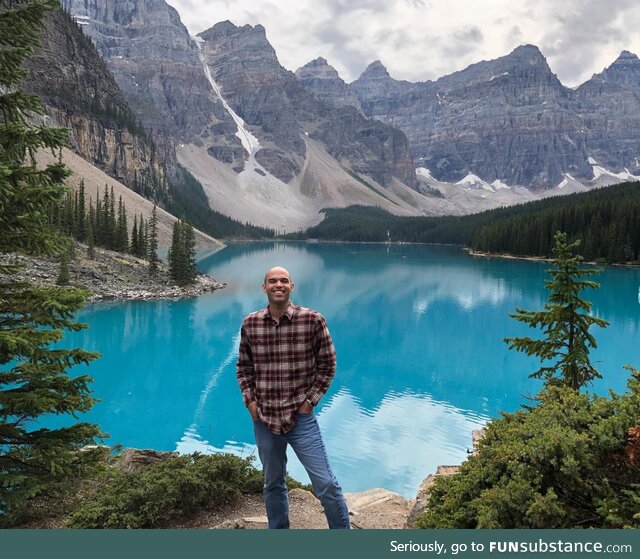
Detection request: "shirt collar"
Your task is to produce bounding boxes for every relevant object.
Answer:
[261,302,296,322]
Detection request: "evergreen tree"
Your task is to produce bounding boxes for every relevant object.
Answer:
[148,204,159,273]
[130,214,139,256]
[168,220,184,284]
[116,195,128,252]
[504,232,609,390]
[75,179,86,241]
[138,214,147,258]
[183,220,197,283]
[168,220,198,286]
[56,244,71,285]
[0,0,103,524]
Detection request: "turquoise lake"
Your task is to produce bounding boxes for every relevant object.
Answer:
[46,242,640,498]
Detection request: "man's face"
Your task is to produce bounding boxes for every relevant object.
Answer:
[262,268,294,305]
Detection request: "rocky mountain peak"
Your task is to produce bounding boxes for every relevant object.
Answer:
[508,44,547,64]
[295,57,361,111]
[605,50,640,81]
[358,60,391,80]
[296,57,340,80]
[199,20,267,42]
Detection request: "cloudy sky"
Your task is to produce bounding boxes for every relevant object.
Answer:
[166,0,640,87]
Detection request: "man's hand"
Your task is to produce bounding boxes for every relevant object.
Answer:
[247,401,258,420]
[297,400,313,414]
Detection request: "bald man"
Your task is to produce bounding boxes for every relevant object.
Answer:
[236,267,350,529]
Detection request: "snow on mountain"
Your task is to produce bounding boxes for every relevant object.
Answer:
[491,179,511,190]
[456,173,495,192]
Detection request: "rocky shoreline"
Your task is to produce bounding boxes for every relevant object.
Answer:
[2,243,226,302]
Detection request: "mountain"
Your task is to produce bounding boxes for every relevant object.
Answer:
[61,1,437,229]
[348,45,594,188]
[23,8,169,200]
[295,57,362,111]
[61,0,236,147]
[296,45,640,191]
[575,51,640,174]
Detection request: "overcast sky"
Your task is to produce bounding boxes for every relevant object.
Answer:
[166,0,640,87]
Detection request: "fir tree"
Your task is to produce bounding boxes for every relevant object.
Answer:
[504,232,609,390]
[168,220,184,284]
[183,220,197,284]
[148,204,159,272]
[116,195,128,252]
[75,178,86,241]
[138,214,147,258]
[0,0,103,524]
[56,244,71,285]
[130,214,139,256]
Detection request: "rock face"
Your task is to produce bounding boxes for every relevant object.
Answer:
[295,57,362,111]
[575,51,640,173]
[349,45,594,188]
[23,9,168,199]
[197,20,418,188]
[62,1,418,192]
[60,0,237,147]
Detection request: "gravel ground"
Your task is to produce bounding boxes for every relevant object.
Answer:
[2,243,226,302]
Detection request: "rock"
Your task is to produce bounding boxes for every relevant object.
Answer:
[114,448,178,473]
[405,465,460,528]
[295,57,362,112]
[345,488,412,529]
[24,8,170,205]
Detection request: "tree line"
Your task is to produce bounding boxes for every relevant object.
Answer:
[289,182,640,264]
[50,181,158,262]
[468,182,640,262]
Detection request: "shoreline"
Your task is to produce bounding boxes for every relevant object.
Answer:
[2,243,226,303]
[465,247,640,269]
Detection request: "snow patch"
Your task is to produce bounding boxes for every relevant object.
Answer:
[588,156,597,165]
[489,72,509,81]
[456,173,495,192]
[193,39,261,157]
[416,167,434,180]
[592,165,639,181]
[491,179,510,190]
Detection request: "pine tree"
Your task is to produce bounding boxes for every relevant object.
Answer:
[138,214,147,258]
[116,195,128,252]
[75,178,86,241]
[168,219,184,284]
[183,220,197,284]
[0,0,103,524]
[56,244,71,285]
[148,204,159,272]
[130,214,139,256]
[504,232,609,390]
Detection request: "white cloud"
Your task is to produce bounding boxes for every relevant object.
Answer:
[166,0,640,87]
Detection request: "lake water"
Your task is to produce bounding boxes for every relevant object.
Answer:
[45,242,640,498]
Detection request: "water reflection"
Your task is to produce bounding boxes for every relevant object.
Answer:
[56,242,640,498]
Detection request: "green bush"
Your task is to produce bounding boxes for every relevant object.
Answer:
[66,453,264,528]
[416,368,640,528]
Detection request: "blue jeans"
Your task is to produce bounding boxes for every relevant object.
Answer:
[253,412,351,529]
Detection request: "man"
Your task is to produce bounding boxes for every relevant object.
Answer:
[236,266,350,529]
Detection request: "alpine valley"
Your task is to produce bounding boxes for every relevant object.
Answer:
[28,0,640,233]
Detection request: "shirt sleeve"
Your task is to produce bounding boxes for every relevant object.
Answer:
[305,315,337,406]
[236,323,256,406]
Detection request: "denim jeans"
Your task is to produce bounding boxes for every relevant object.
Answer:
[253,412,351,529]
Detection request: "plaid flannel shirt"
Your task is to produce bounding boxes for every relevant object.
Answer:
[236,302,337,434]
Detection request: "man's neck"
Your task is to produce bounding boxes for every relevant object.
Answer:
[269,301,290,321]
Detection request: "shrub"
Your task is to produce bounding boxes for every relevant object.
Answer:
[416,367,640,528]
[67,453,264,528]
